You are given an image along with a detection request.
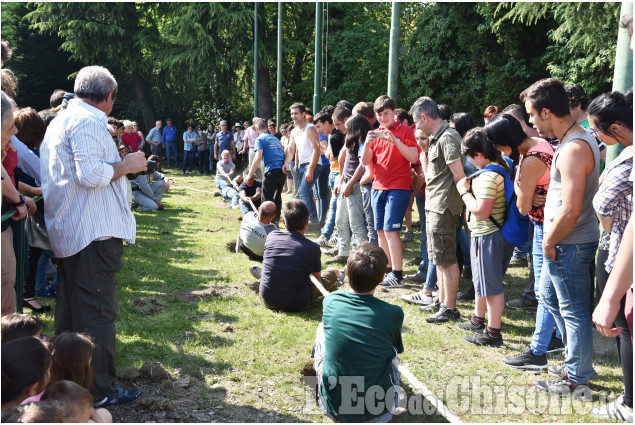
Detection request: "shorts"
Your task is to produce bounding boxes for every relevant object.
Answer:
[371,189,411,232]
[470,230,514,297]
[425,209,459,266]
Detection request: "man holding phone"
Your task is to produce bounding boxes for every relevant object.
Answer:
[360,95,419,288]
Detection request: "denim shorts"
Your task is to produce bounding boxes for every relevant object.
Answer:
[371,189,411,232]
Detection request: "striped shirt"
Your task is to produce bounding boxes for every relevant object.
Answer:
[39,98,136,258]
[468,170,506,237]
[593,150,633,273]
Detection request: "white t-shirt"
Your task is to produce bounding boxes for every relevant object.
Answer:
[237,212,276,256]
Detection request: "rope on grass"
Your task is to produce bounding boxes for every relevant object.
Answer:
[391,358,462,423]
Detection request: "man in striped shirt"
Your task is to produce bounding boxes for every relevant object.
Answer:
[40,66,147,407]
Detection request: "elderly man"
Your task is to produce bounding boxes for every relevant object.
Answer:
[131,155,169,211]
[145,120,163,169]
[39,66,146,407]
[236,200,277,261]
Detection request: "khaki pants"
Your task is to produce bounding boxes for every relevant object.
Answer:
[1,227,16,316]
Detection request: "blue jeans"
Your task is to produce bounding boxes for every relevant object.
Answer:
[216,179,239,206]
[165,141,178,167]
[361,183,378,245]
[313,164,330,223]
[289,161,299,193]
[540,241,598,385]
[207,143,215,171]
[530,222,562,356]
[36,250,58,292]
[321,172,340,238]
[182,150,194,172]
[239,201,252,215]
[298,164,321,225]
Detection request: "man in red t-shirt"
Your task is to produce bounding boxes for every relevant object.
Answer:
[360,95,419,288]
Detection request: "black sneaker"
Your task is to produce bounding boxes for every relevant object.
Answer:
[546,336,565,353]
[533,378,592,401]
[419,300,441,313]
[502,346,548,371]
[506,296,538,310]
[425,305,460,324]
[464,328,503,347]
[455,319,485,333]
[405,256,423,266]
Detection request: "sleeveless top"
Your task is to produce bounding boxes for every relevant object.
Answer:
[544,132,599,244]
[296,123,316,165]
[518,139,553,223]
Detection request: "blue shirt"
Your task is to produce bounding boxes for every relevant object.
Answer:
[216,131,234,155]
[254,132,284,173]
[183,130,196,151]
[162,125,177,144]
[146,126,162,144]
[319,132,330,166]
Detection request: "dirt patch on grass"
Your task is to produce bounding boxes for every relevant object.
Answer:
[132,297,166,315]
[226,241,237,252]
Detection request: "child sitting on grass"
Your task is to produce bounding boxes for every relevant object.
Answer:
[1,313,44,342]
[312,242,404,422]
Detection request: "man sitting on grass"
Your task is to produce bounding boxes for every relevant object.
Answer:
[312,242,404,422]
[236,201,277,261]
[250,199,338,311]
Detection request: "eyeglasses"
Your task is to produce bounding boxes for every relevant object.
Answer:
[111,89,117,104]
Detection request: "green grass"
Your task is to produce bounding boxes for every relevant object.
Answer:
[37,168,624,422]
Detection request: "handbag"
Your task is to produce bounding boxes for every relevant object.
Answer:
[25,211,52,251]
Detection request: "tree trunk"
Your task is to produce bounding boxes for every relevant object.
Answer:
[132,69,154,130]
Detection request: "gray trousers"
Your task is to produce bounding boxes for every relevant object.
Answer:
[56,238,123,401]
[132,180,165,211]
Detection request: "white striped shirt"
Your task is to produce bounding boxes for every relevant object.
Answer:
[40,98,136,258]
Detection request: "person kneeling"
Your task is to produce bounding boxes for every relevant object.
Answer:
[251,199,338,311]
[236,201,277,261]
[312,243,404,422]
[131,155,169,211]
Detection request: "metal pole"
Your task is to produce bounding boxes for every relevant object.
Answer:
[277,2,283,126]
[313,2,323,113]
[387,2,401,102]
[254,2,259,117]
[606,1,633,164]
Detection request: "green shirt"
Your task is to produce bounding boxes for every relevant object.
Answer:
[319,292,404,422]
[425,121,465,215]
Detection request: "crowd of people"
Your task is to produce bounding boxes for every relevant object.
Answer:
[1,12,633,423]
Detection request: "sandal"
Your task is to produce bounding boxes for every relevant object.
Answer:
[23,297,51,313]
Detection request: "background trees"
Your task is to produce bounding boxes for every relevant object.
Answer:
[1,2,624,130]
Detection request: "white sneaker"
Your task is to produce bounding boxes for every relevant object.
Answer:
[329,235,338,246]
[401,291,435,305]
[592,395,633,422]
[314,234,329,247]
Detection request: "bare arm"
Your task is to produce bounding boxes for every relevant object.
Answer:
[448,160,466,184]
[305,126,321,182]
[248,150,263,180]
[456,177,495,221]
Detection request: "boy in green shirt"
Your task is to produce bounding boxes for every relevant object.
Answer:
[311,243,404,422]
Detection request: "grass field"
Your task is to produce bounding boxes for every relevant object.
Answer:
[37,168,624,423]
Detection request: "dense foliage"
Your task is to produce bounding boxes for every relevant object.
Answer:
[1,2,625,131]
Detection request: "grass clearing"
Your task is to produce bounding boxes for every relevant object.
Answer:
[36,168,623,422]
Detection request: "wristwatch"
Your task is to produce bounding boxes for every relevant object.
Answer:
[13,194,26,207]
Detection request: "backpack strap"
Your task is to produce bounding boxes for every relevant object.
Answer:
[466,164,507,230]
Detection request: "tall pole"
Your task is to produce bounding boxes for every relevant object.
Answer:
[253,2,259,117]
[313,2,323,114]
[277,2,283,126]
[606,1,633,164]
[387,2,401,102]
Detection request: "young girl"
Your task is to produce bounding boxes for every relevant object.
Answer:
[456,128,514,347]
[1,336,52,412]
[484,114,559,368]
[49,333,112,422]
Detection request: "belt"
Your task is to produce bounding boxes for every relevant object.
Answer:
[300,162,309,167]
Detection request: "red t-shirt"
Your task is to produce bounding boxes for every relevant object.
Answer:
[2,148,18,186]
[121,132,142,152]
[370,121,419,190]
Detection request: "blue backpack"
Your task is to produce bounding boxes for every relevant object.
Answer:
[467,157,529,246]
